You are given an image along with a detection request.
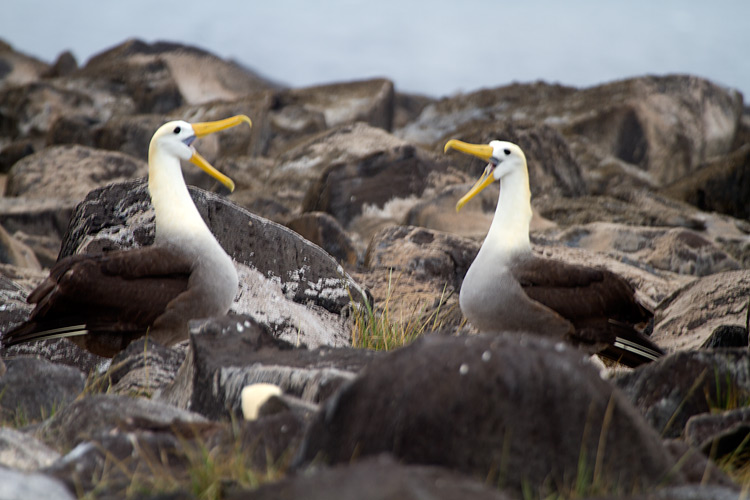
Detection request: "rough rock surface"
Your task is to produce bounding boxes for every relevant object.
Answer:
[295,334,684,497]
[653,270,750,351]
[232,456,515,500]
[615,350,750,439]
[157,315,377,420]
[0,357,85,424]
[6,144,147,201]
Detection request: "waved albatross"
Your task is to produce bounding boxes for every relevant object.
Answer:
[2,115,252,357]
[444,139,663,366]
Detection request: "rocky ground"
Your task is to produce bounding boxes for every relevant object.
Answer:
[0,38,749,499]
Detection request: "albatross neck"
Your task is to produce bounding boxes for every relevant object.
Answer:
[482,167,533,258]
[148,148,215,249]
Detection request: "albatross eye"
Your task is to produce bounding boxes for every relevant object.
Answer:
[173,126,181,134]
[503,148,511,156]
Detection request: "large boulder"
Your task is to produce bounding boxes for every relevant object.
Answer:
[295,334,685,497]
[0,357,85,424]
[77,39,278,113]
[6,144,147,202]
[653,270,750,351]
[0,40,50,90]
[615,350,750,439]
[157,315,376,420]
[232,456,514,500]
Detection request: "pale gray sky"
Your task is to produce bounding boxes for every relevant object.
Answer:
[2,0,748,98]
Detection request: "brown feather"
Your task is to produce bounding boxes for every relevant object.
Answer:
[510,253,661,366]
[3,247,192,357]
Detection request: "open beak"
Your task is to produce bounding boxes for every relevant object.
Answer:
[188,115,253,192]
[444,140,496,212]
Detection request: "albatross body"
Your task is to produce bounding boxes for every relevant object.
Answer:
[445,139,663,366]
[3,115,252,357]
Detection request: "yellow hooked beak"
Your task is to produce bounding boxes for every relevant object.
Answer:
[188,115,253,192]
[444,139,496,212]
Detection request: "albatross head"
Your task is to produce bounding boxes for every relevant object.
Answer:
[444,140,527,212]
[148,115,253,192]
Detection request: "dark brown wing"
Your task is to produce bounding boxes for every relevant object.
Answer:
[3,246,192,352]
[511,254,662,366]
[512,254,651,324]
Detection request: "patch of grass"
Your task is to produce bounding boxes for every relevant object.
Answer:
[77,420,290,500]
[350,272,454,351]
[707,369,750,413]
[0,386,61,428]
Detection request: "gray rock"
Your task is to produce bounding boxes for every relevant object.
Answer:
[0,427,60,471]
[231,455,514,500]
[662,143,750,220]
[270,122,462,244]
[0,467,75,500]
[78,39,277,113]
[6,144,147,202]
[653,270,750,351]
[43,50,78,78]
[398,76,743,189]
[98,337,188,397]
[0,357,85,425]
[9,230,59,268]
[353,225,479,337]
[287,212,358,266]
[0,80,133,148]
[0,196,75,239]
[295,334,684,497]
[614,349,750,438]
[551,223,741,277]
[0,224,40,269]
[157,315,377,420]
[702,325,748,349]
[0,40,50,90]
[91,113,167,160]
[685,407,750,457]
[589,485,743,500]
[177,94,274,159]
[37,393,208,450]
[0,140,34,173]
[43,428,206,497]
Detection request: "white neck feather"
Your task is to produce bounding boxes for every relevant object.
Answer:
[148,148,216,253]
[480,167,532,260]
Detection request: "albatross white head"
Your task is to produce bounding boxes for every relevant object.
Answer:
[444,139,532,255]
[147,115,251,247]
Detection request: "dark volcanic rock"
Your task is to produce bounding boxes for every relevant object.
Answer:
[157,315,377,420]
[231,456,514,500]
[295,334,683,497]
[37,393,208,450]
[702,325,749,349]
[0,357,85,424]
[615,350,750,439]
